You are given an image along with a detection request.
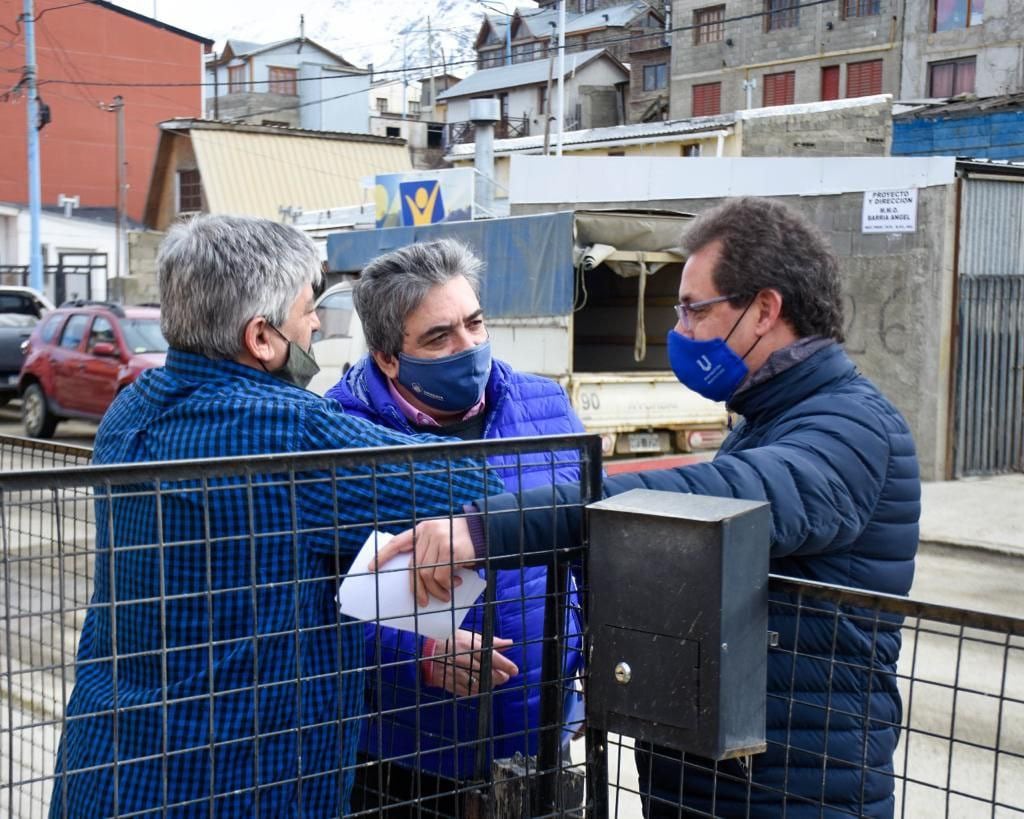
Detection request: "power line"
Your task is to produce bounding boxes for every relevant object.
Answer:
[30,0,841,91]
[37,17,99,108]
[0,0,96,40]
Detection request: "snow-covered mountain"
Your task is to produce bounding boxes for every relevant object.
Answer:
[120,0,534,82]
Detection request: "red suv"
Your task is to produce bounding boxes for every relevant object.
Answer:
[18,301,168,438]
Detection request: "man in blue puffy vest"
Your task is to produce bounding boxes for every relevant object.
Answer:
[326,238,586,816]
[375,198,921,818]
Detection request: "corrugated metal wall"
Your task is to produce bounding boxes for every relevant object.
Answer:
[954,178,1024,476]
[960,179,1024,276]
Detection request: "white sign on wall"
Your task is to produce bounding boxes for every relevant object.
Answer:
[862,189,918,233]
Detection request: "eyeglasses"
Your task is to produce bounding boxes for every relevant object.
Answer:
[673,294,739,329]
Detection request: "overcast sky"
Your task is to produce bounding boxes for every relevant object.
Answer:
[110,0,530,73]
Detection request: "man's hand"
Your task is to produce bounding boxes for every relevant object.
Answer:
[426,629,519,697]
[369,517,476,607]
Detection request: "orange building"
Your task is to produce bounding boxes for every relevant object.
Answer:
[0,0,211,222]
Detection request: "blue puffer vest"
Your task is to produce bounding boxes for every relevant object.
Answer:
[326,356,586,781]
[625,343,920,818]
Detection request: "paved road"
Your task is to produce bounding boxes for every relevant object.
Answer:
[0,401,98,449]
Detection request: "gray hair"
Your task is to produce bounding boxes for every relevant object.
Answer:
[157,215,323,358]
[353,238,483,357]
[681,197,845,341]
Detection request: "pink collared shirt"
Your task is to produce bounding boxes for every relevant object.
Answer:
[386,379,485,428]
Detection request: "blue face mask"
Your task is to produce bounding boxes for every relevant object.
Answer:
[397,340,492,413]
[666,301,759,403]
[666,331,749,403]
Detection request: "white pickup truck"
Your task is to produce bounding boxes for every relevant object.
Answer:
[313,210,728,458]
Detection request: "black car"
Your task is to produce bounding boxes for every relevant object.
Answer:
[0,287,55,406]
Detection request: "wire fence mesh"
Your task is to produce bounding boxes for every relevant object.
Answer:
[2,433,1022,818]
[600,578,1024,818]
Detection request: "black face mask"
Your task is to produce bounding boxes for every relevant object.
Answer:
[265,323,320,389]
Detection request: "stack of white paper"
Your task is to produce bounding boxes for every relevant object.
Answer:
[337,530,486,639]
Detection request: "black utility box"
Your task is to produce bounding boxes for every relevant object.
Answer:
[587,488,770,760]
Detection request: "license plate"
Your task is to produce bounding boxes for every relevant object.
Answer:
[627,433,661,453]
[5,374,17,385]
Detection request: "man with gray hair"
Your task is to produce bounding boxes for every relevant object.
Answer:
[326,238,586,815]
[48,216,500,818]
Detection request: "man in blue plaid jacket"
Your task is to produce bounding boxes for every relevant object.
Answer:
[48,215,501,818]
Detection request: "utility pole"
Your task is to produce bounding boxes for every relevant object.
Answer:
[103,96,127,284]
[556,0,566,156]
[543,24,556,155]
[23,0,43,292]
[427,17,435,117]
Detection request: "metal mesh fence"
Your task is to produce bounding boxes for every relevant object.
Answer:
[600,577,1024,818]
[2,433,1023,817]
[1,434,599,818]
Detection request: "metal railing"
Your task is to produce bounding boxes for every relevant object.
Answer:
[2,434,1023,817]
[445,117,530,147]
[599,577,1024,817]
[1,434,598,818]
[0,255,106,303]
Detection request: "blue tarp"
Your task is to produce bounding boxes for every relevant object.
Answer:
[325,211,575,319]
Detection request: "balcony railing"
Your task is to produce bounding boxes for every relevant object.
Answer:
[445,116,530,146]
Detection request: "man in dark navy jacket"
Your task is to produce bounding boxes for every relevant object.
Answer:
[374,197,921,818]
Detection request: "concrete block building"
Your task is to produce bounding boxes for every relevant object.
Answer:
[667,0,901,119]
[900,0,1024,99]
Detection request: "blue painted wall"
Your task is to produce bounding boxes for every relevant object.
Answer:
[892,110,1024,160]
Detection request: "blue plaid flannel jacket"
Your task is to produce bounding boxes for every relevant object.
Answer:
[49,349,501,818]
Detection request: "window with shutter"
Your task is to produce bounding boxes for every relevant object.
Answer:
[692,82,722,116]
[821,66,840,101]
[846,59,883,97]
[763,71,795,106]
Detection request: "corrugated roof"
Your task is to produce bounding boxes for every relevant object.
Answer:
[567,1,656,32]
[446,114,736,158]
[515,2,656,38]
[188,128,410,219]
[224,38,267,56]
[217,37,358,70]
[514,8,559,38]
[437,48,618,100]
[894,92,1024,121]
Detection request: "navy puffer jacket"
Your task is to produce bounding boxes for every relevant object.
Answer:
[326,356,586,781]
[476,343,920,817]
